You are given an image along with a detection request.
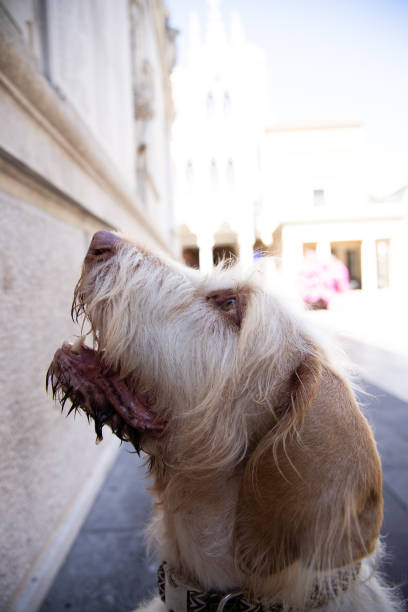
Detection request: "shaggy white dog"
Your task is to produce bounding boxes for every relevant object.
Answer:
[48,231,401,612]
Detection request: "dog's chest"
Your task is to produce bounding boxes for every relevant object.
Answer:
[163,478,242,592]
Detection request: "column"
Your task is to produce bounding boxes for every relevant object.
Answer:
[238,230,254,269]
[197,235,214,273]
[281,228,304,280]
[361,239,377,291]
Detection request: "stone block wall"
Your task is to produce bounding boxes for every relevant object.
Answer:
[0,1,176,609]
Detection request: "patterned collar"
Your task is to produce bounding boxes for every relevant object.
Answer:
[157,561,361,612]
[157,563,271,612]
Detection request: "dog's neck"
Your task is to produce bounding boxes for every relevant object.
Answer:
[146,453,245,593]
[142,385,294,596]
[157,560,363,612]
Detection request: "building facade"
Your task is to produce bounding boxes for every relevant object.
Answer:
[172,0,267,271]
[172,1,407,296]
[262,122,407,292]
[0,1,176,609]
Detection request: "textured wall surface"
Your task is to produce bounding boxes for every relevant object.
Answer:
[0,193,120,609]
[0,1,175,608]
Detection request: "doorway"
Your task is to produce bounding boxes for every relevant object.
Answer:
[331,241,362,289]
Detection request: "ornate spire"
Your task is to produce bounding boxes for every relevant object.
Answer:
[205,0,226,47]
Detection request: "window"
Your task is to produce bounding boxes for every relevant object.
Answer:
[207,92,214,114]
[376,239,390,289]
[303,243,317,255]
[186,159,193,181]
[226,158,234,183]
[313,189,325,206]
[210,159,218,187]
[183,247,199,269]
[213,245,237,266]
[136,143,147,204]
[331,241,362,289]
[224,91,231,112]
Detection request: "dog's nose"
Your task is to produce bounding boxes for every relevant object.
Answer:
[86,230,121,259]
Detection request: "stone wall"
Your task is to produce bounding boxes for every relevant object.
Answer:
[0,1,176,609]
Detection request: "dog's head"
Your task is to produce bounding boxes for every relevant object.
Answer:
[47,231,383,590]
[50,231,312,459]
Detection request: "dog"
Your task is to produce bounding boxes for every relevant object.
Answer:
[47,230,402,612]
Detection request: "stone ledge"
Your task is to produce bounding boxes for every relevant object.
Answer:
[0,147,113,234]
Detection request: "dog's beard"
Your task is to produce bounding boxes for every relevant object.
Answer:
[46,343,165,452]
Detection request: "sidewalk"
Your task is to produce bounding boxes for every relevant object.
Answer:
[313,289,408,402]
[40,294,408,611]
[40,446,157,612]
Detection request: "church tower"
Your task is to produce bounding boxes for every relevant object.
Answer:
[172,0,268,270]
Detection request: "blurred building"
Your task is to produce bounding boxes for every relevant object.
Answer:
[261,122,407,292]
[0,1,176,609]
[172,1,407,294]
[172,0,267,271]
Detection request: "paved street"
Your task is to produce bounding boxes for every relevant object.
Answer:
[40,446,157,612]
[40,377,408,611]
[360,381,408,605]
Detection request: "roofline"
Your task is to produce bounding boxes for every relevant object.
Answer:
[273,214,405,229]
[265,121,361,134]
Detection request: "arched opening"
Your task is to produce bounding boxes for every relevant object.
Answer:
[178,224,199,269]
[182,247,199,269]
[212,244,237,266]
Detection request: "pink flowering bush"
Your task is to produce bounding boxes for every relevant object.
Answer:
[299,251,350,309]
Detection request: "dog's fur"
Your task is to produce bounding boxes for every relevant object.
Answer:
[50,232,402,611]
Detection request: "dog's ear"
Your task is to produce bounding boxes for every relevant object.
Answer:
[234,353,383,578]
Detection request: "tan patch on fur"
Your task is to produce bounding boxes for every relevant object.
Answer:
[234,361,383,597]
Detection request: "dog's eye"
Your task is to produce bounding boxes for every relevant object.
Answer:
[220,298,236,311]
[206,291,242,327]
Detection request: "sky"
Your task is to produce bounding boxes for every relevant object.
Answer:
[166,0,408,195]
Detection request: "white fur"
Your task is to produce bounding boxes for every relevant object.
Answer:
[74,238,402,612]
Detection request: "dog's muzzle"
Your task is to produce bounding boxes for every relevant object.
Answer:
[85,229,122,260]
[46,343,165,451]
